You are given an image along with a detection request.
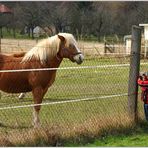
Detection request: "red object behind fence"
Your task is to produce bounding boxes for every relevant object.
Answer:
[138,74,148,104]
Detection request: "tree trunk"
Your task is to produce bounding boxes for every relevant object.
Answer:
[31,27,34,39]
[13,27,16,38]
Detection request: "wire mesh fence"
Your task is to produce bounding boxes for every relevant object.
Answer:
[0,38,146,146]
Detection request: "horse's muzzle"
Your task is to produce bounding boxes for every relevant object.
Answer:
[73,53,84,64]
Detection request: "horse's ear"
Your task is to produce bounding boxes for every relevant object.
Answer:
[58,35,65,42]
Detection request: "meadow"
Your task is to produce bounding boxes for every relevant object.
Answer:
[0,55,146,146]
[0,38,146,146]
[64,121,148,147]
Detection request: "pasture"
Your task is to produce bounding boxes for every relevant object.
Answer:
[0,38,146,146]
[64,121,148,146]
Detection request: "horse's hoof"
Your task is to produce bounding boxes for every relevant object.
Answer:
[18,93,25,99]
[33,124,41,128]
[32,122,41,128]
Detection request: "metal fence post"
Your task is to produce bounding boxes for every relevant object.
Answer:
[128,25,142,123]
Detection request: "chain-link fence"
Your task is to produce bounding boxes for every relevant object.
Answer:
[0,38,146,146]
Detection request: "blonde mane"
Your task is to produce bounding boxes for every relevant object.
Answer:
[22,35,60,63]
[22,33,77,63]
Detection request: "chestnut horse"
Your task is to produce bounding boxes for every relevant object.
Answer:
[0,33,84,127]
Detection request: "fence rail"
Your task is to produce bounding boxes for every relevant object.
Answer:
[0,93,129,110]
[0,61,146,110]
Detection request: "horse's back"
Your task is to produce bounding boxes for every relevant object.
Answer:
[0,52,57,94]
[0,53,32,93]
[12,52,26,58]
[0,52,25,61]
[0,52,26,58]
[0,54,8,68]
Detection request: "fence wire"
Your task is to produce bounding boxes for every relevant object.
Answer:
[0,41,146,146]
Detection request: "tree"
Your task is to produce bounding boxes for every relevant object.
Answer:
[15,2,44,38]
[1,1,148,40]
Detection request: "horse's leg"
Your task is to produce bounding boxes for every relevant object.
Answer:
[18,93,25,99]
[32,87,44,128]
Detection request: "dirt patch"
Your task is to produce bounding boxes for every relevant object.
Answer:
[1,39,36,53]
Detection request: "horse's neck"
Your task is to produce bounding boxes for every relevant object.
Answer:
[47,56,63,68]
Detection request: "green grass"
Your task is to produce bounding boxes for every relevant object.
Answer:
[0,57,130,126]
[89,134,148,146]
[1,27,46,40]
[63,121,148,147]
[65,132,148,146]
[0,56,147,146]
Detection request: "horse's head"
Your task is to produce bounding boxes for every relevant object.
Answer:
[57,33,84,64]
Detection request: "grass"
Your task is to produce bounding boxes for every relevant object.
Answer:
[0,113,135,146]
[1,27,41,40]
[0,56,147,146]
[64,121,148,147]
[88,134,148,146]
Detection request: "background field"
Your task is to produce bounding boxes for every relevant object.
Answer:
[0,38,124,55]
[0,38,146,146]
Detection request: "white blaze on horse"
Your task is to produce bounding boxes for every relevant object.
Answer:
[0,33,84,127]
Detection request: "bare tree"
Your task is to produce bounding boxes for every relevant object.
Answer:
[16,2,44,38]
[1,1,148,40]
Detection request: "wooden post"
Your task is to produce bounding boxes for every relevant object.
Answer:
[128,25,142,123]
[104,42,107,54]
[144,40,148,58]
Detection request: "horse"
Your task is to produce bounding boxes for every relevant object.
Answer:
[0,33,84,127]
